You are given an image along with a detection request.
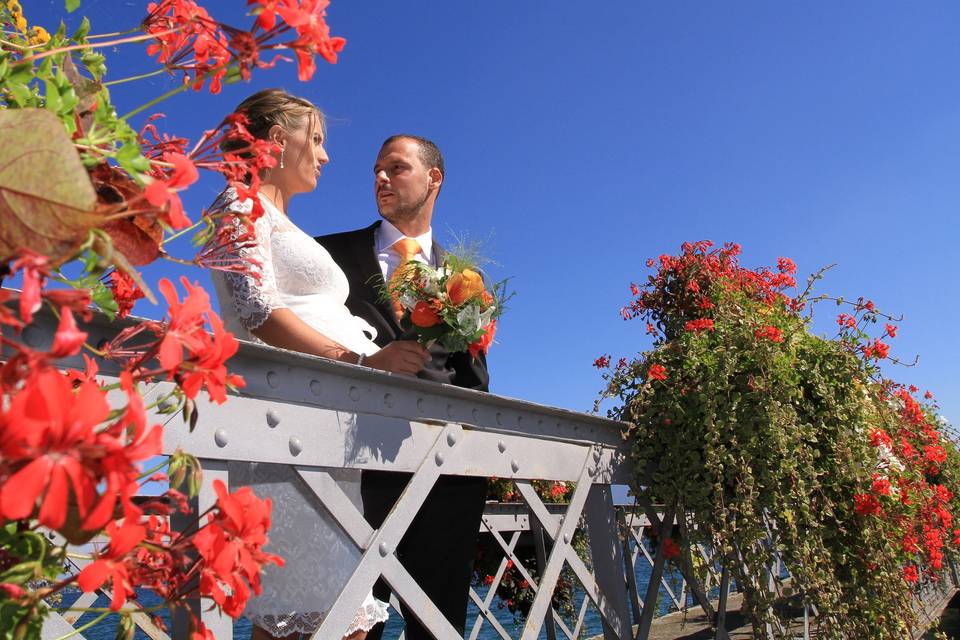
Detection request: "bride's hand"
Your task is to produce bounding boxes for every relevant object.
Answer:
[364,341,430,375]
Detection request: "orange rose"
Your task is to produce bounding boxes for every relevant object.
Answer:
[480,290,494,309]
[445,269,485,306]
[410,299,442,328]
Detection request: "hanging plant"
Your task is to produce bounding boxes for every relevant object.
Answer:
[597,241,959,638]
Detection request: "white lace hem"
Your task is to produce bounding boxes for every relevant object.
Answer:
[249,598,389,638]
[345,598,390,636]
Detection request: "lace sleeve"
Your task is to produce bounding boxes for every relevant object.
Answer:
[215,194,285,331]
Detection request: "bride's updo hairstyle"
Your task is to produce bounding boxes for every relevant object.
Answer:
[220,88,325,158]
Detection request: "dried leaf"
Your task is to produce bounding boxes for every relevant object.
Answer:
[93,164,163,265]
[0,108,99,266]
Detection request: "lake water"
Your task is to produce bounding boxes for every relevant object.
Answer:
[62,561,692,639]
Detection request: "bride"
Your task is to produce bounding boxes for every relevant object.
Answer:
[209,89,430,640]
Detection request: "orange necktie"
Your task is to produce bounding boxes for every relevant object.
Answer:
[389,237,421,320]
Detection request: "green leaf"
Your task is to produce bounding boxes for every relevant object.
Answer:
[66,0,81,13]
[73,16,91,40]
[43,79,61,113]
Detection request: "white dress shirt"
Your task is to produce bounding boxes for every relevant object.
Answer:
[375,219,433,281]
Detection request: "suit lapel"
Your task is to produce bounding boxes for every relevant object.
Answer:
[351,221,402,334]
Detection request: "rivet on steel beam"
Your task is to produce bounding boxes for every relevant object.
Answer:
[497,441,507,453]
[348,386,361,401]
[516,415,523,424]
[383,393,394,408]
[416,398,425,412]
[447,404,455,418]
[447,431,458,446]
[496,412,503,426]
[563,533,570,544]
[435,452,445,466]
[266,371,279,388]
[379,542,390,557]
[472,408,480,421]
[266,410,280,428]
[309,380,322,396]
[593,448,602,462]
[288,436,303,456]
[511,460,520,473]
[214,429,228,447]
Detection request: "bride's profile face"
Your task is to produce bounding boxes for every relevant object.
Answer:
[278,113,328,194]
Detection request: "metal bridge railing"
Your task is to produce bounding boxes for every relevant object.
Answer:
[23,311,958,640]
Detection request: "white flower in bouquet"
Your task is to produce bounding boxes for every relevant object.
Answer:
[400,291,419,311]
[456,303,482,336]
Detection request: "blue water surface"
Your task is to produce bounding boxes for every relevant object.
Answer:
[64,560,700,639]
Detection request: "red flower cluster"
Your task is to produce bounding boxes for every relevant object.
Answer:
[755,325,784,343]
[76,482,281,624]
[143,152,199,229]
[661,537,681,560]
[0,369,162,532]
[193,480,283,616]
[622,241,799,328]
[144,0,232,93]
[684,318,714,333]
[863,339,890,360]
[107,270,146,319]
[103,277,244,404]
[143,0,345,90]
[860,383,957,582]
[647,363,667,381]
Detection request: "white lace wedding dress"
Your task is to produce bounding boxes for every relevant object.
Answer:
[210,190,388,638]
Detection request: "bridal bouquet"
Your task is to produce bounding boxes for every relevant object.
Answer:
[385,256,508,358]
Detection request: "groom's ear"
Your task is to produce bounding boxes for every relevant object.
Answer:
[428,167,443,192]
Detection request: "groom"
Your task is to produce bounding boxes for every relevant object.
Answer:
[316,134,489,639]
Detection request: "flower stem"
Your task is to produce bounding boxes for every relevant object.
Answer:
[122,61,236,120]
[161,219,205,246]
[103,68,167,86]
[25,28,180,63]
[138,457,170,481]
[121,82,190,120]
[53,611,110,640]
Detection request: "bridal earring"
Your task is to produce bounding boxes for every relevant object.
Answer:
[279,145,285,169]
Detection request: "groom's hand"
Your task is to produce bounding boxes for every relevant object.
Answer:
[365,341,430,375]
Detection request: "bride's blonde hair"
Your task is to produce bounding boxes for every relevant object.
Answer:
[220,88,325,155]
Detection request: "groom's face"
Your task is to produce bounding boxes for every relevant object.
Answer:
[374,138,432,225]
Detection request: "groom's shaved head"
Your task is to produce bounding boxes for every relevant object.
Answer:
[380,134,445,180]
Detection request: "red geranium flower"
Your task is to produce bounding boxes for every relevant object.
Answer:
[108,270,145,319]
[755,326,783,343]
[0,370,110,529]
[684,318,714,333]
[50,307,88,358]
[661,537,681,560]
[647,363,667,381]
[903,565,919,584]
[77,520,147,610]
[192,480,283,618]
[143,153,199,229]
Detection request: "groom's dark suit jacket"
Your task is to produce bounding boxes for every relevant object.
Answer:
[316,221,489,639]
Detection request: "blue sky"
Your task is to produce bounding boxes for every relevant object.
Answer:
[28,1,960,427]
